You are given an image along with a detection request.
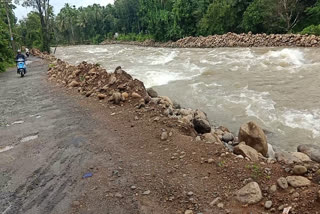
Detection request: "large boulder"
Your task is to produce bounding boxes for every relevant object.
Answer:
[297,144,320,163]
[235,182,262,204]
[234,143,259,161]
[238,121,268,157]
[192,110,211,134]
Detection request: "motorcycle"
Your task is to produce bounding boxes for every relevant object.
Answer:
[16,58,26,77]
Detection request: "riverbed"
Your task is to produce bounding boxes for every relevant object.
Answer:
[54,45,320,151]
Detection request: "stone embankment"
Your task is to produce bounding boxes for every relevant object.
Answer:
[101,32,320,48]
[31,48,320,213]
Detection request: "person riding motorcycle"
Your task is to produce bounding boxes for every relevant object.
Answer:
[15,49,26,61]
[15,50,27,74]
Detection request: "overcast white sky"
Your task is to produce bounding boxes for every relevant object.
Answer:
[14,0,114,20]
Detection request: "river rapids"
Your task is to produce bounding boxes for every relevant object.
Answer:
[54,45,320,151]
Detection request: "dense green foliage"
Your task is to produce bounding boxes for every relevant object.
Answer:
[16,12,43,49]
[0,2,15,72]
[51,0,320,44]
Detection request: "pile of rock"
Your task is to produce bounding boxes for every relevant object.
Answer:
[101,32,320,48]
[174,33,320,48]
[47,59,150,107]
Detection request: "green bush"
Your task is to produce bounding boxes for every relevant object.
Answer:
[116,33,154,42]
[301,24,320,36]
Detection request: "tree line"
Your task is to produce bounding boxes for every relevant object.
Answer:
[53,0,320,43]
[0,0,320,71]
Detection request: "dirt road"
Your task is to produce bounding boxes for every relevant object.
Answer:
[1,57,320,214]
[0,57,150,214]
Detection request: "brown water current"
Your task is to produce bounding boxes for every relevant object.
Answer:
[54,45,320,151]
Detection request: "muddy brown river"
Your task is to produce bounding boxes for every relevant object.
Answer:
[54,45,320,151]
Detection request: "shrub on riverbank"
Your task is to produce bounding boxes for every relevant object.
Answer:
[301,25,320,36]
[116,34,154,42]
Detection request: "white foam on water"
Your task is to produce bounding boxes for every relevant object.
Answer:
[21,135,38,143]
[140,70,184,88]
[12,121,24,125]
[200,59,223,65]
[280,109,320,138]
[262,49,305,66]
[0,146,14,153]
[151,51,177,65]
[220,86,277,126]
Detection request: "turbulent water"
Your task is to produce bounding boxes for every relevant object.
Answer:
[54,45,320,151]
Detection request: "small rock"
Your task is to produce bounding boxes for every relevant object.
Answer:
[109,92,122,104]
[161,131,168,141]
[143,190,151,195]
[185,210,193,214]
[68,80,80,87]
[122,92,129,100]
[269,185,277,193]
[97,93,107,100]
[187,191,194,196]
[209,197,221,206]
[317,190,320,201]
[115,193,123,198]
[193,110,211,134]
[277,177,288,189]
[292,192,300,198]
[222,133,234,142]
[233,143,259,161]
[208,158,214,164]
[292,165,307,175]
[147,88,158,98]
[195,136,201,141]
[131,185,136,190]
[275,151,300,164]
[108,75,117,85]
[265,200,272,209]
[72,201,80,207]
[202,133,221,144]
[292,152,312,162]
[278,204,285,211]
[286,176,311,187]
[236,155,244,159]
[132,92,142,99]
[235,182,263,204]
[217,203,224,209]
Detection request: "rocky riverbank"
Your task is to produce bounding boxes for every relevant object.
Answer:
[31,48,320,213]
[101,32,320,48]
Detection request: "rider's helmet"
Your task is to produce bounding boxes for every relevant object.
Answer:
[17,49,21,54]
